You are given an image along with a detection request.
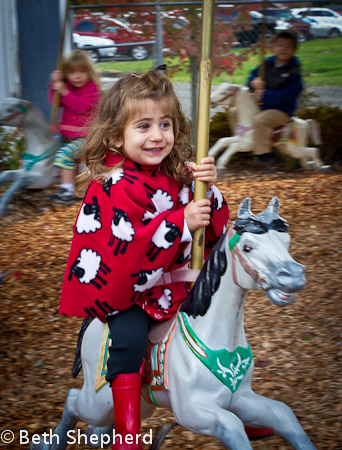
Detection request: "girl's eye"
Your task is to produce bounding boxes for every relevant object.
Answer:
[161,121,171,129]
[243,244,252,253]
[138,123,149,130]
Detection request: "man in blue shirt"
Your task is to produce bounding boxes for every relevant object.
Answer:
[247,30,303,161]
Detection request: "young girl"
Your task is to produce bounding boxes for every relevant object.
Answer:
[59,67,229,449]
[49,49,101,205]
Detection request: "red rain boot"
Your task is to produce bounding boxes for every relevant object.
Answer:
[245,426,274,440]
[111,373,143,450]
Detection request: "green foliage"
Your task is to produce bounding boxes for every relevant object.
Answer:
[0,127,25,171]
[297,106,342,164]
[209,110,231,148]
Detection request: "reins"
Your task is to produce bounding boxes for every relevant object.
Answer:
[228,225,269,290]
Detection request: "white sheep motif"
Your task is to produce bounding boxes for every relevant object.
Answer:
[158,288,172,310]
[142,189,174,223]
[130,267,164,302]
[212,185,224,210]
[103,168,138,197]
[108,207,135,255]
[76,196,101,234]
[69,248,111,290]
[178,186,190,205]
[147,220,181,262]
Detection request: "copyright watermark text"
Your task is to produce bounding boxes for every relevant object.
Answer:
[0,428,153,446]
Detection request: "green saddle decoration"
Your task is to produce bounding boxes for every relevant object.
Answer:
[178,312,253,393]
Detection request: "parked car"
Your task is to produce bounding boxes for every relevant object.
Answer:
[291,8,342,37]
[72,33,116,63]
[254,8,312,41]
[216,9,277,46]
[298,17,342,38]
[73,16,152,60]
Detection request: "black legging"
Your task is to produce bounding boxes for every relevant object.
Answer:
[105,304,157,383]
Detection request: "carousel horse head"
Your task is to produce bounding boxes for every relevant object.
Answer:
[0,97,57,216]
[0,98,34,128]
[211,83,242,107]
[232,196,306,304]
[183,196,306,317]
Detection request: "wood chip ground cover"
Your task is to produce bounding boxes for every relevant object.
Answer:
[0,163,341,449]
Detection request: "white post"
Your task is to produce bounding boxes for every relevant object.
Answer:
[0,0,20,101]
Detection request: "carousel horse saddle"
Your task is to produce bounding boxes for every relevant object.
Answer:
[271,120,293,143]
[142,315,178,386]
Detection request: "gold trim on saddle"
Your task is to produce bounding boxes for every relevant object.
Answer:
[95,323,111,392]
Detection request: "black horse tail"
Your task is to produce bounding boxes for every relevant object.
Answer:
[72,317,95,378]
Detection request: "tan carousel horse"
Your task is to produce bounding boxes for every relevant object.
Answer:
[209,83,329,172]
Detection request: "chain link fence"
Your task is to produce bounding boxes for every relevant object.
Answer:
[69,1,342,122]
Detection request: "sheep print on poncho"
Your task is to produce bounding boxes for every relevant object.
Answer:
[59,154,229,321]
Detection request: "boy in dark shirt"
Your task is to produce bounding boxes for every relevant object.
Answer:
[247,30,303,161]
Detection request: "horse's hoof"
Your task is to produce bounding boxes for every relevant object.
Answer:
[0,208,8,218]
[150,421,177,450]
[30,439,50,450]
[305,161,315,170]
[319,165,331,174]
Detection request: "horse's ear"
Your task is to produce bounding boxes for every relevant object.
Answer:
[238,197,252,219]
[265,197,280,216]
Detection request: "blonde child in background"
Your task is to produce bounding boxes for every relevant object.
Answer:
[49,49,101,204]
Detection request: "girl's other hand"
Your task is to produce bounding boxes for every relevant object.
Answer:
[187,156,217,191]
[184,199,211,232]
[51,70,68,95]
[51,70,63,82]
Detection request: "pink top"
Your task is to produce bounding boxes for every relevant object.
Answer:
[48,80,100,139]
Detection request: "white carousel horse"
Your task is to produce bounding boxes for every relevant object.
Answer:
[209,83,327,171]
[31,197,316,450]
[0,98,58,216]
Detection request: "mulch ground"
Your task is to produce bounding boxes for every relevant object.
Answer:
[0,160,341,450]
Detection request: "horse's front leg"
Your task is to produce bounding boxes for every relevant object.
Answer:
[30,389,80,450]
[172,400,253,450]
[231,391,316,449]
[216,139,253,170]
[0,172,32,217]
[209,136,238,159]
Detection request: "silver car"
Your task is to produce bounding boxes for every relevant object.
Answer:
[291,8,342,38]
[72,33,117,62]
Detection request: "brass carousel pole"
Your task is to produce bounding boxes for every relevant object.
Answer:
[191,0,215,271]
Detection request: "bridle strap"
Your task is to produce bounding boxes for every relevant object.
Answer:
[228,225,266,288]
[5,102,32,128]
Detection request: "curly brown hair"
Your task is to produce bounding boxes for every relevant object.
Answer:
[77,67,193,194]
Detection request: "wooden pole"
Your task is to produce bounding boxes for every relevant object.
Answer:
[191,0,215,272]
[51,0,70,126]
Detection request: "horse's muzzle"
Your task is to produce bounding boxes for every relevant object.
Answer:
[275,261,306,292]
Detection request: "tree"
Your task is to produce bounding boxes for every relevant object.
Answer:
[69,0,265,139]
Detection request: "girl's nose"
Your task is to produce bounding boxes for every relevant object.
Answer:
[150,125,163,141]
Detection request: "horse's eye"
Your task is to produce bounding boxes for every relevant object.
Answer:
[243,244,252,253]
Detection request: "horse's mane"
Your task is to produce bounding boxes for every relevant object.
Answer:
[182,231,228,318]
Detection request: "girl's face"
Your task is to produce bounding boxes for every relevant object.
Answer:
[117,98,174,166]
[65,68,89,88]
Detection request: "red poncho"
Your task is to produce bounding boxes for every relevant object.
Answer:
[59,154,229,321]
